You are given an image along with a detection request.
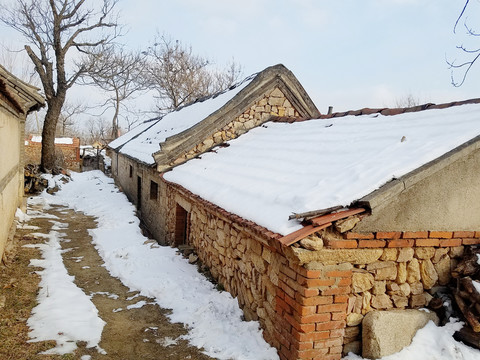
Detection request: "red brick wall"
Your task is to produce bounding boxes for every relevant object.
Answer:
[25,136,81,171]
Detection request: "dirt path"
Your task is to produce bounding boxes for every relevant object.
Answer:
[1,199,214,360]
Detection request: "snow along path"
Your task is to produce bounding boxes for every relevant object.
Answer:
[23,218,105,355]
[39,171,279,360]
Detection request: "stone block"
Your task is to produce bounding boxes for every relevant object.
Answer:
[420,259,438,290]
[375,265,397,281]
[335,216,360,233]
[392,295,408,308]
[362,309,439,359]
[396,262,407,283]
[372,281,386,295]
[371,294,393,309]
[434,256,451,286]
[362,291,372,315]
[410,282,424,295]
[347,313,364,327]
[432,248,449,263]
[414,247,435,260]
[300,236,324,251]
[449,246,464,258]
[380,248,398,261]
[406,258,421,284]
[397,248,414,262]
[352,270,375,293]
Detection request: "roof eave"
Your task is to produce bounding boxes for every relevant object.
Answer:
[357,135,480,211]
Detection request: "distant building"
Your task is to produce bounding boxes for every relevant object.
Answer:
[0,64,44,262]
[25,135,81,171]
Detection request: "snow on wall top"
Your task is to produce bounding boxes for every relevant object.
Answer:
[164,102,480,236]
[109,80,252,165]
[30,136,74,145]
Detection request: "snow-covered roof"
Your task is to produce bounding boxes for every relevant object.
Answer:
[164,102,480,236]
[30,136,75,145]
[108,79,253,165]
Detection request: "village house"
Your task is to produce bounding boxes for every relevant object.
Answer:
[0,64,44,262]
[25,135,81,171]
[109,64,480,360]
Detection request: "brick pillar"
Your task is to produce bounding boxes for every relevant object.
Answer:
[274,262,352,360]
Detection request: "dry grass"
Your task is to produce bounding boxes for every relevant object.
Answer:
[0,232,61,360]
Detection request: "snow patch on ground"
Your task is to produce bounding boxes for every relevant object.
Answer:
[25,224,105,355]
[344,319,479,360]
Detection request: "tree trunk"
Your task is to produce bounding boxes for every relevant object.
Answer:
[40,97,64,172]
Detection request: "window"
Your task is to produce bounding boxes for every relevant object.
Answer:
[150,180,158,200]
[129,165,133,178]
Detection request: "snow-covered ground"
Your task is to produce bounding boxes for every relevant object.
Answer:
[23,170,278,359]
[21,170,480,359]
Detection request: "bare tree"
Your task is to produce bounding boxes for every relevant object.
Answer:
[143,34,242,114]
[448,0,480,86]
[0,0,120,171]
[84,46,146,139]
[395,94,420,108]
[56,100,85,136]
[82,117,112,145]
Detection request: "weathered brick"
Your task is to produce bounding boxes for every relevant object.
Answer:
[317,303,347,313]
[358,239,387,248]
[325,270,352,278]
[429,231,453,239]
[291,328,330,342]
[303,287,320,298]
[276,297,293,314]
[338,277,352,287]
[402,231,428,239]
[439,238,462,247]
[387,239,414,248]
[415,238,440,247]
[475,231,480,238]
[321,286,351,296]
[279,279,296,299]
[324,239,358,249]
[305,269,322,278]
[306,278,336,288]
[296,294,334,306]
[376,232,401,239]
[315,337,343,349]
[334,295,349,304]
[316,320,346,331]
[463,238,480,245]
[345,232,375,239]
[280,266,298,280]
[454,231,475,238]
[329,328,345,338]
[297,313,331,324]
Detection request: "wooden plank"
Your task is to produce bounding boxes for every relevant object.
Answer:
[311,208,365,227]
[278,223,332,247]
[288,205,343,220]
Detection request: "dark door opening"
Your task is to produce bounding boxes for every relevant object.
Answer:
[174,204,189,245]
[137,176,142,210]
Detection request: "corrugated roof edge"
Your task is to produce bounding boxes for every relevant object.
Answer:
[270,97,480,123]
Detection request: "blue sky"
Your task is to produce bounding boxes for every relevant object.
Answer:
[2,0,479,118]
[116,0,479,113]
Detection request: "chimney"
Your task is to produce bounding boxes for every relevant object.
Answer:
[327,106,333,115]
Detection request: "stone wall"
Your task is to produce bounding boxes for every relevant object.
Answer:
[111,153,168,243]
[290,228,480,357]
[167,87,300,168]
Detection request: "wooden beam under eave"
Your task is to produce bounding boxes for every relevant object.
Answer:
[310,208,365,227]
[278,222,332,246]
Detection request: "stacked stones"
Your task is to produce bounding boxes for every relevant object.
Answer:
[169,87,299,167]
[177,199,282,347]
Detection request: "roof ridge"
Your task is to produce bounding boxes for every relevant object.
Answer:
[271,97,480,123]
